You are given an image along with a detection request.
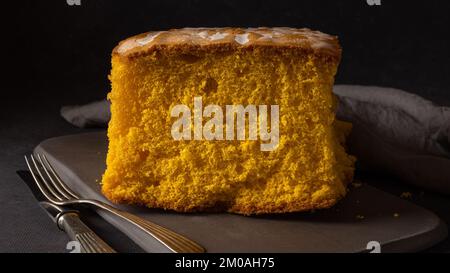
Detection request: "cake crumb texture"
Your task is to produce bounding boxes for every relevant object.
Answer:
[102,27,355,215]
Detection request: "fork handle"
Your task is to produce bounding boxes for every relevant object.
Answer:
[86,200,205,253]
[58,212,116,253]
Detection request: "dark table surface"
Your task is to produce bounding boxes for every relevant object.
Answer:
[1,98,449,253]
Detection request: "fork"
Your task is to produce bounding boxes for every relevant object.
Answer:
[25,153,205,253]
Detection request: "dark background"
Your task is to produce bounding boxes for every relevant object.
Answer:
[6,0,450,105]
[1,0,449,252]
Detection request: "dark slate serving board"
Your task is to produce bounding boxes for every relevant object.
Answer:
[34,132,447,253]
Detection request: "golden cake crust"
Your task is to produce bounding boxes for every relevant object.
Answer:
[103,191,342,216]
[113,27,341,61]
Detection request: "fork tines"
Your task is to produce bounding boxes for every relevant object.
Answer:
[25,154,80,204]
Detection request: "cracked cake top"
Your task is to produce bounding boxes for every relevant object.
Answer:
[113,27,341,60]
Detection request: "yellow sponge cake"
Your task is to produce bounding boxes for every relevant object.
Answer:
[102,27,355,215]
